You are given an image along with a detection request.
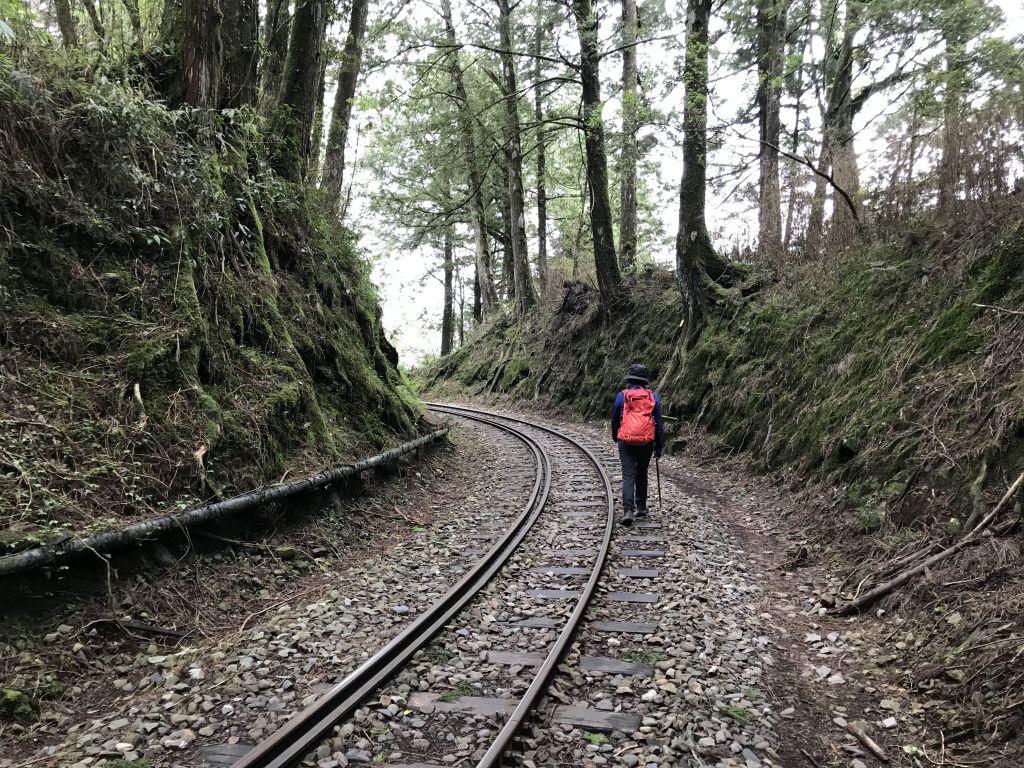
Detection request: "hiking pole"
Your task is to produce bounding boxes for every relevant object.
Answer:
[655,456,662,512]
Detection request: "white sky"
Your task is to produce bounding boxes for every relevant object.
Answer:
[336,0,1024,366]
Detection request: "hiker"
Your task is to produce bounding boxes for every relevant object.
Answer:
[611,363,664,527]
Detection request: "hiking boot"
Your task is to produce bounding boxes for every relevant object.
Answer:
[636,506,649,518]
[620,508,635,527]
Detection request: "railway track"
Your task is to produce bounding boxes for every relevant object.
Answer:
[230,403,616,768]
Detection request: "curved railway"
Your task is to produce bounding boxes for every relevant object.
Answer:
[231,404,615,768]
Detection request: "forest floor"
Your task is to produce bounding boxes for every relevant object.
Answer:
[0,407,1016,768]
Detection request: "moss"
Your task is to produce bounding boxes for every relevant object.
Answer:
[1,689,39,724]
[0,60,419,537]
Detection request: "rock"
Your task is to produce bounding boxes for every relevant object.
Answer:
[392,606,411,616]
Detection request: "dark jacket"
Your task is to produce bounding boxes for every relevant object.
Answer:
[611,385,665,455]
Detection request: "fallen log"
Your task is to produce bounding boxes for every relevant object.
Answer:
[0,428,449,578]
[838,470,1024,616]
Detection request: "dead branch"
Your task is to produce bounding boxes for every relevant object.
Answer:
[847,721,889,763]
[838,470,1024,615]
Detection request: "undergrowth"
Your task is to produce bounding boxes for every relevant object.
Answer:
[0,51,419,547]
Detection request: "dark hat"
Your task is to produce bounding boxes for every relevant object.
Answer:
[624,363,650,384]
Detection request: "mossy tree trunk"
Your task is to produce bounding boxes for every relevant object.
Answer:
[183,0,221,108]
[220,0,258,109]
[441,226,455,356]
[618,0,639,271]
[272,0,328,182]
[756,0,786,260]
[440,0,499,316]
[260,0,292,118]
[55,0,79,47]
[321,0,371,212]
[496,0,537,317]
[675,0,723,348]
[571,0,622,310]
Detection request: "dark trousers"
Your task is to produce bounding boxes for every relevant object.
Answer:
[618,442,654,512]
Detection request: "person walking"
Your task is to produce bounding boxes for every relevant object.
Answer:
[611,363,664,527]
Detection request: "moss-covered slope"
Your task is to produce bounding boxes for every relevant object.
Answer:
[426,205,1024,533]
[0,60,419,545]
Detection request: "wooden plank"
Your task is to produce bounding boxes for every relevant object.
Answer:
[621,549,665,558]
[592,621,658,634]
[580,656,654,676]
[486,650,543,667]
[553,705,640,733]
[527,588,580,599]
[201,743,255,767]
[609,592,659,603]
[618,568,659,578]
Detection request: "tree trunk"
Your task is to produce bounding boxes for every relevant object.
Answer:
[308,55,328,181]
[675,0,718,347]
[441,227,455,356]
[571,0,621,308]
[756,0,786,260]
[533,21,548,297]
[938,33,966,211]
[618,0,639,270]
[183,0,221,108]
[473,269,482,323]
[497,0,537,317]
[260,0,292,118]
[825,16,862,252]
[440,0,499,316]
[121,0,142,47]
[220,0,259,109]
[321,0,371,212]
[55,0,79,47]
[83,0,106,46]
[783,5,811,250]
[272,0,328,182]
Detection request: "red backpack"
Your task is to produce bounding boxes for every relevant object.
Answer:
[617,388,656,445]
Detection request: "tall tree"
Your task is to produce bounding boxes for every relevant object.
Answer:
[55,0,78,48]
[220,0,259,109]
[756,0,786,259]
[497,0,537,316]
[440,0,499,316]
[571,0,622,308]
[273,0,328,181]
[533,18,549,296]
[183,0,221,108]
[618,0,639,270]
[676,0,721,346]
[322,0,371,211]
[441,225,456,356]
[260,0,292,117]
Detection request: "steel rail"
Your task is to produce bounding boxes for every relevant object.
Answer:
[232,410,551,768]
[426,403,615,767]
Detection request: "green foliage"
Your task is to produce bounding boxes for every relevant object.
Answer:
[438,682,476,702]
[582,730,608,746]
[719,704,752,723]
